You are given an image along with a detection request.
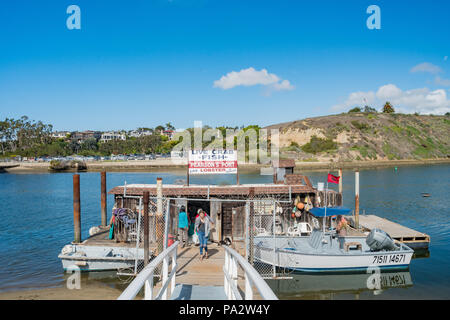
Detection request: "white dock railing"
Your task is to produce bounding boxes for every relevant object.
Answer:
[118,241,179,300]
[223,246,278,300]
[118,241,277,300]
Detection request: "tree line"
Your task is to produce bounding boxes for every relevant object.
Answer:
[0,116,264,158]
[0,116,53,156]
[348,102,395,114]
[0,117,178,157]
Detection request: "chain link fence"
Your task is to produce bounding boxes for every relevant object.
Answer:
[246,199,298,279]
[115,195,301,281]
[114,196,171,280]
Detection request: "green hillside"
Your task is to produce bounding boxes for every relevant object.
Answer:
[266,113,450,162]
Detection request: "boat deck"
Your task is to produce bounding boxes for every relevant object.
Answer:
[348,215,430,249]
[81,228,158,250]
[257,235,374,255]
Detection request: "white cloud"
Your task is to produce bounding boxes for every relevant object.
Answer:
[272,79,294,91]
[332,84,450,115]
[410,62,442,74]
[213,67,294,91]
[435,76,450,87]
[376,84,402,100]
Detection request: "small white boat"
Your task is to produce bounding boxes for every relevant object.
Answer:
[58,244,149,272]
[254,229,414,273]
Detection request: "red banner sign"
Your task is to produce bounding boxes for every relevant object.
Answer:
[188,150,237,174]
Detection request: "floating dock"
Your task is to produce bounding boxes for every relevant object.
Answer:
[348,215,430,250]
[169,245,247,300]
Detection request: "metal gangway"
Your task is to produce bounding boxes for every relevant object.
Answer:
[118,241,278,300]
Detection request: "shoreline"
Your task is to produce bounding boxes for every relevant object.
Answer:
[0,283,124,300]
[2,158,450,173]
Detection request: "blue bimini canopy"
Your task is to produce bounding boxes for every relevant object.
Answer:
[308,207,351,217]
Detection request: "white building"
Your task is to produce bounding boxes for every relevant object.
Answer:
[128,130,153,138]
[100,132,126,143]
[51,131,70,139]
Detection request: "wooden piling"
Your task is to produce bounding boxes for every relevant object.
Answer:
[101,171,107,226]
[143,191,149,266]
[355,170,360,229]
[73,174,81,243]
[248,187,255,265]
[186,164,190,186]
[156,178,164,255]
[156,178,163,215]
[338,168,343,195]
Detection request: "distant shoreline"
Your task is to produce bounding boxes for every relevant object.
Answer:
[3,158,450,173]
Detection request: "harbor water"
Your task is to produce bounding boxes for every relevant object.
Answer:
[0,164,449,299]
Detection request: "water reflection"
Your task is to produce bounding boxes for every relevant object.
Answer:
[266,270,413,299]
[412,249,430,259]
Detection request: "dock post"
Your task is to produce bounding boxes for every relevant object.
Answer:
[248,187,255,265]
[156,178,164,255]
[338,168,343,196]
[73,174,81,243]
[101,171,107,226]
[236,161,240,185]
[186,162,190,187]
[355,170,359,229]
[143,191,149,266]
[157,178,163,215]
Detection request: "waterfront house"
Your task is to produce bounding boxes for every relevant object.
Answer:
[100,131,126,143]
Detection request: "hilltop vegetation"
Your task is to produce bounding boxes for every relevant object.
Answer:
[267,112,450,162]
[2,111,449,164]
[0,117,174,157]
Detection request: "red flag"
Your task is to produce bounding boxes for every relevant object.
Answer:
[327,173,340,184]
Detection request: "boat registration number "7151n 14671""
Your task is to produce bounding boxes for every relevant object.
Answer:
[372,254,406,264]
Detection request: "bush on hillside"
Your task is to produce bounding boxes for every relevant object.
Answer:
[301,136,337,154]
[348,107,362,113]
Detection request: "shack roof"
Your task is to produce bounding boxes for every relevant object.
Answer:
[271,159,295,168]
[108,183,316,197]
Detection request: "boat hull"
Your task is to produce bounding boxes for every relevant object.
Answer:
[59,255,138,272]
[58,244,148,272]
[254,235,414,273]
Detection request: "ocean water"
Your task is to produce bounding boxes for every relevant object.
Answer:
[0,164,449,299]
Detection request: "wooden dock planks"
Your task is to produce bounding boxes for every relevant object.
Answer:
[175,245,226,286]
[348,214,430,248]
[170,244,255,299]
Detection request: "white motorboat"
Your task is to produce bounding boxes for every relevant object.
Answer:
[254,229,414,273]
[58,244,149,272]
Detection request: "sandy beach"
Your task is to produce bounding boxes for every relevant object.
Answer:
[0,282,125,300]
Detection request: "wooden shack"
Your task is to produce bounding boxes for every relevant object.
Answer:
[108,176,342,245]
[272,159,295,183]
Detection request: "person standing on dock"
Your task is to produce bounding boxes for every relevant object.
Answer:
[195,209,211,260]
[336,215,348,249]
[336,215,348,236]
[178,206,189,248]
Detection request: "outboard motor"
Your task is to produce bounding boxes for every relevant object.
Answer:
[366,229,398,251]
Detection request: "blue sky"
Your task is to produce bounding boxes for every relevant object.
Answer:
[0,0,449,131]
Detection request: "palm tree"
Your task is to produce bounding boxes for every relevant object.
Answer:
[382,102,395,113]
[165,122,175,130]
